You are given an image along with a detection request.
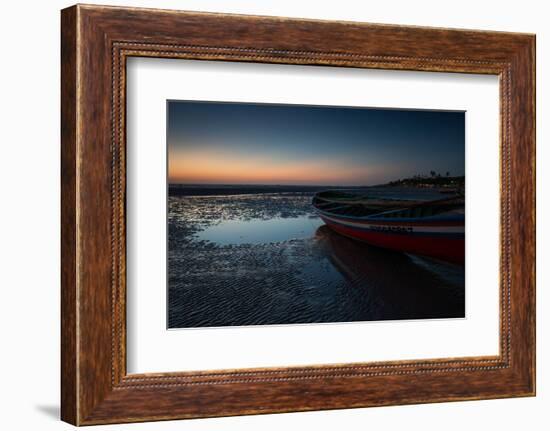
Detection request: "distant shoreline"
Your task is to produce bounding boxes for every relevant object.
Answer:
[168,183,461,197]
[168,184,350,196]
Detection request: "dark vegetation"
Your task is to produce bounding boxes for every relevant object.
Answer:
[386,172,465,188]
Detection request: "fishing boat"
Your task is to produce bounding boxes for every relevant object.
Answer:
[312,190,464,265]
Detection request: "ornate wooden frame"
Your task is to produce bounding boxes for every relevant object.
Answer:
[61,4,535,425]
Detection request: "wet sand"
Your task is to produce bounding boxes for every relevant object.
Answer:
[168,192,465,328]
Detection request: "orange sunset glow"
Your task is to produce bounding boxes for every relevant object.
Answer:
[168,150,375,185]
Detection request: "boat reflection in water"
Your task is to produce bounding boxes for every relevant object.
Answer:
[314,224,465,320]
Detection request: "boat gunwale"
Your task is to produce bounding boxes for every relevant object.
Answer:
[312,190,465,224]
[319,216,465,238]
[313,207,465,224]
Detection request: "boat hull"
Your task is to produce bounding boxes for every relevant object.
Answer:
[318,213,464,265]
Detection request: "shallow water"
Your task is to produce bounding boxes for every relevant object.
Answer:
[168,190,465,329]
[196,215,324,245]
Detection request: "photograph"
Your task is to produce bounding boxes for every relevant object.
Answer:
[167,101,466,328]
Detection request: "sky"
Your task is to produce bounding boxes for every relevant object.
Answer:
[167,101,465,186]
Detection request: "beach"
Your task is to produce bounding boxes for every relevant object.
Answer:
[168,185,465,328]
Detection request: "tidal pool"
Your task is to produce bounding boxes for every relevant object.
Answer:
[196,215,324,245]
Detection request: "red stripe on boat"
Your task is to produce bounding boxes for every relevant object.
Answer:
[321,217,465,265]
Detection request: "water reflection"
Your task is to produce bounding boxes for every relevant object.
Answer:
[196,215,324,245]
[314,225,465,321]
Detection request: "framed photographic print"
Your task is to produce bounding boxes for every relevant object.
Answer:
[61,4,535,425]
[164,101,466,330]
